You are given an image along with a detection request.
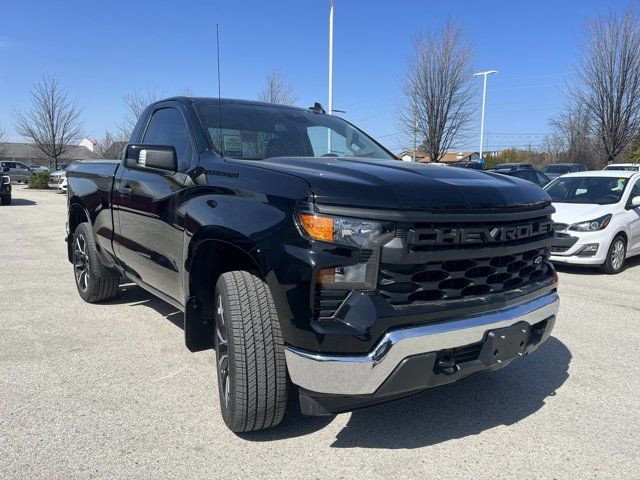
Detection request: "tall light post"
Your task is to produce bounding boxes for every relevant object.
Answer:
[328,0,334,116]
[327,0,334,153]
[473,70,498,160]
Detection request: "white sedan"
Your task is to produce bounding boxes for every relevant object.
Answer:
[545,170,640,273]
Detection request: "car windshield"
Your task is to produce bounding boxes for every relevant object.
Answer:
[604,165,639,171]
[544,176,629,204]
[195,102,394,161]
[542,164,572,174]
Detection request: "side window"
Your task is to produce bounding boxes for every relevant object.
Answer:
[630,180,640,200]
[142,108,192,171]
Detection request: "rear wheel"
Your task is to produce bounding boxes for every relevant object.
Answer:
[214,271,288,432]
[72,223,119,302]
[1,195,10,205]
[600,235,626,274]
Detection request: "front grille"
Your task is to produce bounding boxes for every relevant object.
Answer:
[378,246,552,305]
[399,214,553,252]
[550,246,570,253]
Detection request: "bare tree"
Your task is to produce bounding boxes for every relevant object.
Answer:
[95,130,127,159]
[117,88,161,140]
[258,69,297,105]
[399,22,475,162]
[0,122,6,155]
[549,103,600,167]
[14,75,83,171]
[117,86,196,139]
[570,6,640,165]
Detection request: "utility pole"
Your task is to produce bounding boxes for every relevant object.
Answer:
[473,70,498,161]
[327,0,334,153]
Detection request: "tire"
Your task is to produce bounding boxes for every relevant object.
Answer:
[214,271,288,432]
[72,223,119,302]
[1,195,10,205]
[600,235,627,274]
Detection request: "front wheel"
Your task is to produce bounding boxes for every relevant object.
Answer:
[214,271,288,432]
[600,235,627,274]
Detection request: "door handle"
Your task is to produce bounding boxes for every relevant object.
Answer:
[119,183,132,196]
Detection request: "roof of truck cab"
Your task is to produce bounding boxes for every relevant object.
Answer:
[162,96,314,112]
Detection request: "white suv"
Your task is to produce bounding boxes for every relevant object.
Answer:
[545,171,640,273]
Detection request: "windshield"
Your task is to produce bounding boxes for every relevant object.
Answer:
[544,176,629,204]
[195,102,394,161]
[542,164,572,174]
[604,165,639,171]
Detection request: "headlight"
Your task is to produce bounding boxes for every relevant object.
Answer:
[298,213,394,247]
[1,175,9,185]
[298,212,395,289]
[569,214,612,232]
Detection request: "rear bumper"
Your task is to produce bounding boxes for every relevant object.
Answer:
[285,290,558,412]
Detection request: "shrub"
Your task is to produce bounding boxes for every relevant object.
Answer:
[28,172,51,189]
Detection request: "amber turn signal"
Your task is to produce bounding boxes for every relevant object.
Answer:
[298,214,334,242]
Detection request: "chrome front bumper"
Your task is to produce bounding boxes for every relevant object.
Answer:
[285,291,559,395]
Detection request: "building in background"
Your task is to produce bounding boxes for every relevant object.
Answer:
[78,137,97,152]
[0,142,99,168]
[397,150,485,164]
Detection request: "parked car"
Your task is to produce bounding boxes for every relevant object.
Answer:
[0,171,11,205]
[27,164,50,174]
[603,163,640,172]
[449,160,485,170]
[57,176,68,194]
[66,97,559,432]
[494,167,551,187]
[541,163,588,180]
[48,163,70,189]
[0,161,34,183]
[493,162,534,170]
[545,170,640,273]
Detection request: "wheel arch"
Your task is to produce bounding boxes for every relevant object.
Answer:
[183,228,270,352]
[67,200,91,262]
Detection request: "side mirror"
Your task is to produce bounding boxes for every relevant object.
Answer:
[631,196,640,208]
[125,144,177,172]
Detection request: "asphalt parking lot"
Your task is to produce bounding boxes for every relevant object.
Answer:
[1,185,639,479]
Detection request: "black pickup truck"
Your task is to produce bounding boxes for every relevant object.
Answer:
[66,97,559,432]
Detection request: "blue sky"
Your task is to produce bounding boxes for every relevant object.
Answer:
[0,0,634,152]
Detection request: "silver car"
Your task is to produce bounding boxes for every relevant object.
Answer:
[0,161,34,183]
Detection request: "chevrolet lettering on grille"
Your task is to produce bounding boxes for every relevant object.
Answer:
[408,220,553,245]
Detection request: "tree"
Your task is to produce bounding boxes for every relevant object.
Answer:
[399,22,475,162]
[117,87,196,139]
[258,69,297,105]
[95,130,127,159]
[0,122,6,155]
[14,75,83,171]
[570,6,640,165]
[549,103,600,168]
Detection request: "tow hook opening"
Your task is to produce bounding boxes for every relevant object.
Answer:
[434,350,459,375]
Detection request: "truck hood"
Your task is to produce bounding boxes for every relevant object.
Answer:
[250,157,551,211]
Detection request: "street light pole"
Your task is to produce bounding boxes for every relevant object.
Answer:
[473,70,498,161]
[328,0,334,116]
[327,0,334,153]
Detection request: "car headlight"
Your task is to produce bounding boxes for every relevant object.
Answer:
[1,175,10,185]
[569,214,612,232]
[298,212,395,289]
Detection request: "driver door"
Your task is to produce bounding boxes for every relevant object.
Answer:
[112,103,195,303]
